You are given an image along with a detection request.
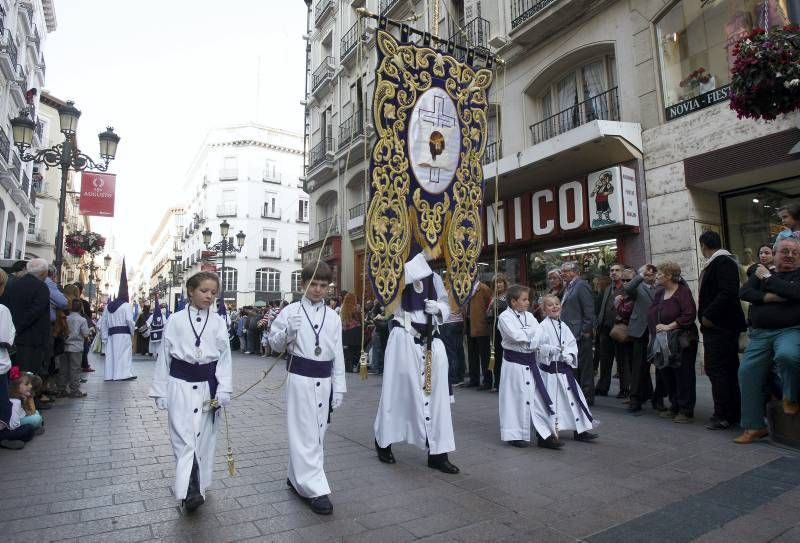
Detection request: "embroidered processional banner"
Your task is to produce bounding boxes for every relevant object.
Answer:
[366,29,493,311]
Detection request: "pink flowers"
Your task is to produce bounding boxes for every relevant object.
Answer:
[65,231,106,257]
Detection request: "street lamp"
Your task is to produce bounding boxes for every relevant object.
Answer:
[167,249,183,307]
[202,221,245,306]
[10,101,120,279]
[79,253,111,312]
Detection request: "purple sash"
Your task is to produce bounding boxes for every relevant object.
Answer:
[169,357,219,399]
[503,350,554,415]
[289,355,333,378]
[538,362,593,422]
[108,326,130,335]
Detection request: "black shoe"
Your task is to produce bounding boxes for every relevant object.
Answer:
[427,453,460,474]
[509,440,529,448]
[652,400,667,412]
[537,435,564,450]
[615,391,628,399]
[574,431,598,442]
[182,493,205,512]
[627,403,642,413]
[706,419,732,430]
[120,376,137,381]
[309,494,333,515]
[375,440,396,464]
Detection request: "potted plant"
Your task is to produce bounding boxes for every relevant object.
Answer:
[730,24,800,121]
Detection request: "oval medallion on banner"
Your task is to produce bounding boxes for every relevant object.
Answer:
[409,87,460,195]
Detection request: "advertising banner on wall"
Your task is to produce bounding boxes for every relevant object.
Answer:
[79,172,116,217]
[587,166,639,229]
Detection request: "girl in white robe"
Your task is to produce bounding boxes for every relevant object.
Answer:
[149,272,232,512]
[538,295,598,442]
[269,261,345,515]
[498,285,562,449]
[373,253,458,474]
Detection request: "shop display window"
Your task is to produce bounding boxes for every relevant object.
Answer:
[478,256,523,286]
[722,178,800,270]
[526,240,618,302]
[656,0,791,108]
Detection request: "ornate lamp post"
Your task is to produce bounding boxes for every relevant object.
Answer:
[10,101,120,278]
[80,252,111,311]
[202,220,245,306]
[167,249,183,307]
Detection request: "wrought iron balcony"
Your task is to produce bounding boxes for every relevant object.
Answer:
[510,0,558,29]
[27,228,49,244]
[529,87,619,145]
[19,1,33,22]
[338,110,367,150]
[34,119,43,141]
[0,130,9,162]
[379,0,402,16]
[309,137,334,171]
[448,17,490,61]
[16,63,26,84]
[314,0,334,25]
[261,206,281,219]
[349,202,365,220]
[259,247,281,259]
[21,171,29,195]
[341,19,367,61]
[11,153,21,180]
[317,215,339,238]
[483,141,500,165]
[1,30,18,66]
[312,56,335,93]
[216,202,238,217]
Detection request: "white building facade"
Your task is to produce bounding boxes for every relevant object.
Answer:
[177,124,308,308]
[0,0,56,262]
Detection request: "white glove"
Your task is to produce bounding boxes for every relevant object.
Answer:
[155,397,168,410]
[537,344,560,357]
[559,353,572,364]
[424,300,441,316]
[331,392,343,410]
[287,312,303,340]
[215,391,231,408]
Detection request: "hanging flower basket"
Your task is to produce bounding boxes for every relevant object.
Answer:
[730,24,800,121]
[65,231,106,257]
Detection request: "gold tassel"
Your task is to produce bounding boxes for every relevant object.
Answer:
[488,347,495,372]
[226,447,236,476]
[424,347,433,395]
[359,351,369,380]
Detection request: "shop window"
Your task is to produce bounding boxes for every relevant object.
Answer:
[527,240,618,300]
[656,0,792,109]
[722,178,799,269]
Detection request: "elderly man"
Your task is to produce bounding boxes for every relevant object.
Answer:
[0,259,51,377]
[735,237,800,443]
[595,263,630,397]
[560,261,595,404]
[623,264,657,413]
[698,231,747,430]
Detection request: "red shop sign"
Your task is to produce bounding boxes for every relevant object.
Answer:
[79,172,116,217]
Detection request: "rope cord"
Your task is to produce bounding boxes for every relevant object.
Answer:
[357,11,372,379]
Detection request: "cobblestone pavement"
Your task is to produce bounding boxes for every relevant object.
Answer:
[1,352,799,542]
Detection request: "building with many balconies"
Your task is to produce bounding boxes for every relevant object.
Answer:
[0,0,56,262]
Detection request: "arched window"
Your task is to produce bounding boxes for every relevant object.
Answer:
[255,267,280,292]
[221,268,238,294]
[291,270,302,293]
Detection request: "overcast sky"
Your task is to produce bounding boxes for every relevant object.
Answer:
[45,1,307,267]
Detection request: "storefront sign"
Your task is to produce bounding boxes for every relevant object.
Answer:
[665,85,731,122]
[587,166,639,229]
[79,172,116,217]
[530,180,588,239]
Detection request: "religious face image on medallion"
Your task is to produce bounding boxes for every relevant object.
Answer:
[409,87,460,195]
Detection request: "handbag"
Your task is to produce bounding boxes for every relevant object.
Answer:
[609,322,631,343]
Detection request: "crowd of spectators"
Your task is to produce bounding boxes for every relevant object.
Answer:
[0,259,96,450]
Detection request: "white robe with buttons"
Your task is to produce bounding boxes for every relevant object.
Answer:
[269,298,346,499]
[538,317,596,434]
[149,306,232,500]
[498,308,554,441]
[100,302,135,381]
[374,262,455,456]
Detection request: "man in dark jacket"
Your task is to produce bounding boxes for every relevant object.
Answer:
[595,263,630,397]
[698,231,747,430]
[560,262,595,404]
[624,264,658,412]
[736,237,800,443]
[0,259,51,375]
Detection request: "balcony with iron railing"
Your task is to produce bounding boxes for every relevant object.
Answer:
[27,228,50,244]
[0,130,9,162]
[259,247,281,259]
[28,26,39,54]
[448,17,490,62]
[314,0,334,25]
[1,30,18,66]
[21,171,30,195]
[338,109,368,150]
[529,87,619,145]
[18,2,33,32]
[510,0,558,29]
[34,119,43,141]
[483,141,500,166]
[379,0,403,16]
[317,215,339,239]
[311,56,335,94]
[11,153,21,180]
[309,137,334,172]
[216,202,238,217]
[347,202,365,233]
[341,19,368,63]
[261,206,281,219]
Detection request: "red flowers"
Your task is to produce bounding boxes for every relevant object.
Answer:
[65,231,106,257]
[730,24,800,121]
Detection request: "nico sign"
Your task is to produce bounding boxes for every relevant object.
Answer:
[79,172,116,217]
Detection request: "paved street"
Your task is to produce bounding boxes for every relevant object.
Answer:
[1,352,799,543]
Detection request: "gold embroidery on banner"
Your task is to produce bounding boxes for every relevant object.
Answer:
[367,30,493,308]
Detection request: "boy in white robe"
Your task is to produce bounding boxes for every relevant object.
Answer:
[374,253,459,473]
[538,295,598,443]
[102,260,136,381]
[498,285,562,449]
[269,261,345,515]
[149,272,232,512]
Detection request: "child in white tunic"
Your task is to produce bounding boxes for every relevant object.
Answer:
[149,272,232,512]
[538,295,598,443]
[498,285,563,450]
[269,261,345,516]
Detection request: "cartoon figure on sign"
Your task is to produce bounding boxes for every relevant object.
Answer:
[590,171,615,227]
